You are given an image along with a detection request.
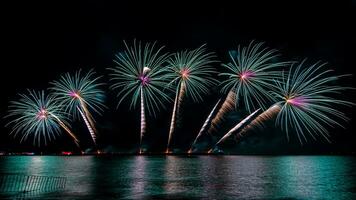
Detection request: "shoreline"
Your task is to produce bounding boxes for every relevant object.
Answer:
[1,152,355,156]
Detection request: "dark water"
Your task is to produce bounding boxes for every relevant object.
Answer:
[0,156,355,199]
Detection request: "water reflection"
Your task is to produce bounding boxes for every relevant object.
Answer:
[271,156,356,199]
[62,156,96,197]
[199,156,232,198]
[126,156,148,199]
[26,156,45,175]
[162,156,201,199]
[0,156,355,199]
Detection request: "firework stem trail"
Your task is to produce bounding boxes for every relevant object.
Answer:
[77,95,98,146]
[165,45,217,153]
[207,91,236,134]
[167,81,186,153]
[109,41,171,153]
[231,105,281,144]
[80,99,97,134]
[49,69,105,148]
[211,108,262,150]
[50,113,80,148]
[208,104,282,153]
[245,104,282,132]
[188,98,222,153]
[140,88,146,154]
[77,106,96,145]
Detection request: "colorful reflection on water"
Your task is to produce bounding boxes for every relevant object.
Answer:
[0,156,355,199]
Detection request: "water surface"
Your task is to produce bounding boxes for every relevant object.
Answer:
[0,156,355,199]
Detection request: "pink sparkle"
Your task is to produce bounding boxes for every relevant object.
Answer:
[239,70,255,80]
[286,96,307,107]
[180,68,190,79]
[36,108,48,120]
[139,75,150,86]
[69,91,80,98]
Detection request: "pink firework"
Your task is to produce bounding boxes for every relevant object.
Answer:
[36,108,48,120]
[69,91,80,99]
[180,68,190,80]
[139,75,150,86]
[239,70,255,80]
[286,96,307,108]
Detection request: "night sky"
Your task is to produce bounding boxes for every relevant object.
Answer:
[1,1,355,154]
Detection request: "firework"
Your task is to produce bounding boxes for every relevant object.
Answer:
[6,90,79,147]
[208,108,261,153]
[189,91,236,152]
[208,104,282,153]
[188,98,223,153]
[108,40,171,153]
[50,69,105,146]
[207,91,236,134]
[271,60,353,143]
[220,41,289,112]
[244,104,282,131]
[192,41,288,151]
[165,44,217,153]
[213,41,287,130]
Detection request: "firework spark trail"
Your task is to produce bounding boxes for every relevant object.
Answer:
[188,98,222,153]
[242,104,282,132]
[208,108,261,152]
[139,88,146,153]
[77,97,98,144]
[207,91,236,134]
[139,67,152,153]
[165,44,217,153]
[50,112,80,148]
[80,99,97,133]
[77,106,96,145]
[208,104,283,152]
[68,90,98,145]
[189,91,235,152]
[167,81,186,153]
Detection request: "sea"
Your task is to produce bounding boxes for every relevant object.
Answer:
[0,156,355,199]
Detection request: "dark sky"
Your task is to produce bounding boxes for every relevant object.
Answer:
[1,1,355,154]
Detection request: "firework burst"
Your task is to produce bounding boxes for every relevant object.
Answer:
[191,41,288,152]
[6,90,79,147]
[220,41,289,112]
[108,40,171,153]
[50,69,105,146]
[165,44,217,153]
[272,60,354,143]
